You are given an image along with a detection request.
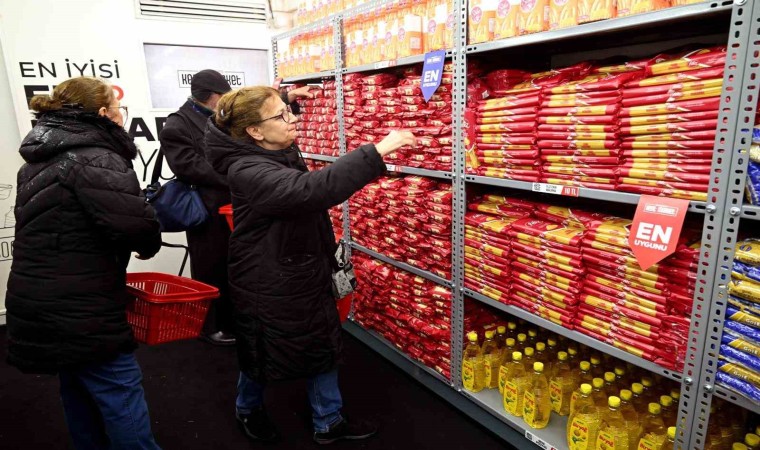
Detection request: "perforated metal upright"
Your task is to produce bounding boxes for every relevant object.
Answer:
[272,38,279,79]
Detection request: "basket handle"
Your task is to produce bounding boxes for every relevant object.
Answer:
[161,242,189,276]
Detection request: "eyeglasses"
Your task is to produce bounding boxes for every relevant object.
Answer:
[108,105,128,123]
[254,105,293,124]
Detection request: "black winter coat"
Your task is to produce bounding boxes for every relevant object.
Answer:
[204,121,385,382]
[6,110,162,374]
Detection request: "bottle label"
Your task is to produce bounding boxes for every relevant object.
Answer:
[523,391,537,426]
[638,437,661,450]
[498,366,508,393]
[550,380,563,413]
[596,431,618,450]
[569,418,591,450]
[570,391,579,414]
[462,360,475,391]
[503,381,521,416]
[484,363,493,386]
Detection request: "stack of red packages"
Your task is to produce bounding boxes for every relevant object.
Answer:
[295,80,339,156]
[352,252,452,378]
[507,213,586,329]
[350,175,452,279]
[538,67,645,190]
[343,72,396,150]
[617,47,725,201]
[464,196,534,303]
[304,160,344,238]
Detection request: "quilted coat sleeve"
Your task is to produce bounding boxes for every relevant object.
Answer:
[159,115,228,188]
[234,144,385,216]
[65,152,162,258]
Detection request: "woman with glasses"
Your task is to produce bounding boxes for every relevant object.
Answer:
[205,86,415,445]
[6,76,163,449]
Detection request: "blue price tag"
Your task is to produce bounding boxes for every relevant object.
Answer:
[420,50,446,102]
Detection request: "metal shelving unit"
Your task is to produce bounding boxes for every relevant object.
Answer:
[282,70,336,83]
[301,153,338,163]
[464,289,682,381]
[273,0,760,447]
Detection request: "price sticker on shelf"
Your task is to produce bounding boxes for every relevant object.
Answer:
[524,431,558,450]
[386,164,397,172]
[531,183,580,197]
[374,60,396,70]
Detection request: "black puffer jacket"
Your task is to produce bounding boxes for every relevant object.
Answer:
[6,110,162,374]
[204,121,385,382]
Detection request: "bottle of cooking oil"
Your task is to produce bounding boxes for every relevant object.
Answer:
[567,383,600,450]
[591,378,607,409]
[547,337,559,366]
[571,361,594,415]
[670,388,680,402]
[507,321,518,339]
[614,366,629,387]
[640,376,657,404]
[503,338,517,366]
[603,372,618,398]
[523,362,552,429]
[567,347,580,365]
[497,343,516,394]
[704,410,725,450]
[523,347,536,372]
[462,332,485,392]
[517,333,528,349]
[527,329,539,346]
[503,351,527,417]
[482,330,501,389]
[746,433,760,450]
[496,325,507,354]
[637,403,666,450]
[595,396,630,450]
[734,444,749,450]
[536,342,551,374]
[665,427,676,449]
[590,355,604,378]
[659,395,676,427]
[631,383,648,416]
[550,351,575,416]
[715,401,739,449]
[618,390,641,446]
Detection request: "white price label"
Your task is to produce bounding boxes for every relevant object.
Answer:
[386,164,397,172]
[525,431,558,450]
[302,153,314,159]
[531,183,580,197]
[374,60,397,70]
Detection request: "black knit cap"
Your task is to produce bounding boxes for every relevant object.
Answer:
[191,69,232,102]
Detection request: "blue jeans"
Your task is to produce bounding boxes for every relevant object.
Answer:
[59,353,161,450]
[236,370,343,433]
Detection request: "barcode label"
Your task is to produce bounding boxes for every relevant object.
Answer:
[524,431,557,450]
[386,164,397,172]
[531,183,580,197]
[375,60,396,69]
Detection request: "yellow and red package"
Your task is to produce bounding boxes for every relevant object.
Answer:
[647,47,727,76]
[616,184,707,201]
[617,168,710,184]
[494,0,521,39]
[539,140,620,151]
[621,86,722,107]
[577,0,615,23]
[539,114,618,125]
[548,0,578,29]
[621,96,721,117]
[468,0,498,44]
[625,66,724,88]
[621,119,718,135]
[518,0,549,34]
[616,0,669,17]
[620,140,714,151]
[622,78,722,99]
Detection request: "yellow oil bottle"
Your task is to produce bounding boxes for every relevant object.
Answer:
[523,362,552,429]
[659,395,676,427]
[618,390,641,445]
[568,383,600,450]
[734,444,749,450]
[570,361,594,415]
[506,321,518,340]
[527,329,539,346]
[631,383,648,416]
[595,396,631,450]
[517,333,528,349]
[536,342,551,374]
[746,434,760,450]
[590,355,604,378]
[591,378,607,409]
[496,325,507,354]
[550,351,575,416]
[603,372,618,398]
[614,366,629,387]
[462,331,486,392]
[502,351,528,417]
[482,330,501,389]
[523,347,536,372]
[567,347,580,365]
[637,403,666,450]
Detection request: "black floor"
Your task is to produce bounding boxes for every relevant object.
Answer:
[0,327,513,449]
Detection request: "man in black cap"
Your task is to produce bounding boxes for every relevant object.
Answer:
[159,69,236,345]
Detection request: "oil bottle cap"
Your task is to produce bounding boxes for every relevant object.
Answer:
[608,396,621,408]
[580,384,592,395]
[508,322,517,330]
[528,329,537,337]
[641,377,654,387]
[534,362,544,372]
[568,347,578,356]
[604,372,616,383]
[590,355,602,365]
[734,444,749,450]
[670,388,681,400]
[580,361,591,371]
[557,351,568,361]
[524,347,535,356]
[668,427,676,439]
[467,332,478,342]
[536,342,546,351]
[512,352,523,361]
[517,333,527,342]
[746,434,760,447]
[547,338,557,347]
[485,330,495,339]
[620,389,632,401]
[497,326,506,334]
[593,378,604,389]
[632,383,644,394]
[506,338,516,347]
[660,395,673,407]
[648,403,661,415]
[614,366,626,376]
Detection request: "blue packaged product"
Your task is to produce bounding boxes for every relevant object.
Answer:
[748,161,760,206]
[724,320,760,344]
[734,261,760,284]
[718,359,760,386]
[727,304,760,329]
[717,371,760,402]
[721,344,760,373]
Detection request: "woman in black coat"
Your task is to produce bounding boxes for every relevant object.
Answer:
[6,77,163,449]
[204,86,415,445]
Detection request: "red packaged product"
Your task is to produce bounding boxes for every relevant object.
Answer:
[622,78,722,99]
[623,130,716,142]
[477,149,540,158]
[542,156,620,165]
[621,149,713,158]
[537,131,620,140]
[476,144,538,151]
[478,106,540,118]
[541,95,622,108]
[624,66,724,88]
[538,124,619,133]
[621,119,717,135]
[646,47,727,76]
[539,105,620,116]
[543,165,616,178]
[620,140,714,150]
[477,97,542,112]
[477,135,536,145]
[621,97,721,117]
[621,87,721,107]
[549,72,644,93]
[617,168,710,184]
[538,115,618,125]
[538,140,619,150]
[478,114,539,125]
[540,148,620,156]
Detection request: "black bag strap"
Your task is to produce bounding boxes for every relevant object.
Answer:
[152,111,201,185]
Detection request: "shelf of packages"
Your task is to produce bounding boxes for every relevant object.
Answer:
[349,241,452,288]
[714,385,760,416]
[342,50,454,75]
[464,1,732,56]
[743,204,760,221]
[463,288,683,382]
[462,388,569,450]
[343,320,535,444]
[281,70,336,84]
[301,152,339,163]
[464,174,708,214]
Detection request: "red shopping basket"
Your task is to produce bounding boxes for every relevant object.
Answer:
[126,272,220,345]
[220,204,233,231]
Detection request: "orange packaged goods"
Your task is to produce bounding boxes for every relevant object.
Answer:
[548,0,578,29]
[426,0,447,51]
[616,0,669,17]
[399,1,424,57]
[494,0,520,39]
[577,0,615,23]
[518,0,549,34]
[126,273,220,345]
[469,0,498,44]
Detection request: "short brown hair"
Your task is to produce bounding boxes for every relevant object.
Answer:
[29,77,115,114]
[215,86,280,140]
